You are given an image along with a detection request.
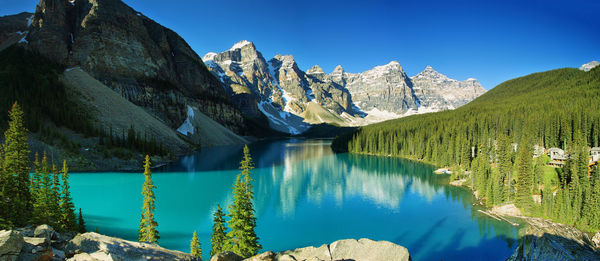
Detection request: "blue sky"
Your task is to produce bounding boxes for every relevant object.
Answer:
[2,0,599,89]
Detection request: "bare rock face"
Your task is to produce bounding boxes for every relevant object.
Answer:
[507,218,600,261]
[64,232,192,260]
[211,251,243,261]
[411,65,486,110]
[204,40,487,133]
[0,230,24,261]
[343,61,419,114]
[26,0,245,133]
[0,12,32,50]
[271,238,410,261]
[203,40,276,117]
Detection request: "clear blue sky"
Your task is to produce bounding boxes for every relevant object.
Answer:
[2,0,599,89]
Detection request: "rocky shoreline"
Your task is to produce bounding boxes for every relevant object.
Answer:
[1,225,411,261]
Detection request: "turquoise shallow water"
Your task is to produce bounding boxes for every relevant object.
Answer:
[69,139,519,260]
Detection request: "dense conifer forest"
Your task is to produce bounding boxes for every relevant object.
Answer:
[332,66,600,231]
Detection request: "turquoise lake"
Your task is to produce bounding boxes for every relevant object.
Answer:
[69,139,519,260]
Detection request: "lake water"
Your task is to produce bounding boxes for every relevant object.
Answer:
[70,139,519,260]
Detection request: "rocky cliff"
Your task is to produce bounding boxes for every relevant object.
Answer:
[507,218,600,261]
[204,40,486,134]
[25,0,246,134]
[0,12,32,51]
[411,65,486,111]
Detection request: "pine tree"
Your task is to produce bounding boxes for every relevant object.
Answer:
[59,160,77,231]
[78,208,86,233]
[515,137,533,211]
[190,230,202,258]
[36,152,52,225]
[2,102,31,226]
[31,153,44,225]
[49,162,62,227]
[138,155,159,243]
[0,144,8,229]
[210,205,228,256]
[226,145,261,258]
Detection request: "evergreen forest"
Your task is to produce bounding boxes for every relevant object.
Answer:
[332,66,600,231]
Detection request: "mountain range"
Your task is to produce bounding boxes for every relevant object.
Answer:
[0,0,488,169]
[203,41,486,134]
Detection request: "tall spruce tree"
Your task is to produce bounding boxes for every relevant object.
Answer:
[78,208,86,233]
[138,155,159,243]
[0,144,7,229]
[190,230,202,258]
[2,102,31,226]
[515,137,533,211]
[226,145,261,258]
[210,205,228,256]
[59,160,77,231]
[31,153,44,225]
[37,152,52,225]
[49,162,62,227]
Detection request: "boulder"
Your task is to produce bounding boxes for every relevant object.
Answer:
[244,251,275,261]
[33,225,57,241]
[277,244,331,261]
[210,251,243,261]
[275,238,410,261]
[15,226,34,238]
[52,248,65,259]
[22,237,48,247]
[0,230,24,261]
[64,232,191,260]
[329,238,410,261]
[66,253,97,261]
[18,236,52,261]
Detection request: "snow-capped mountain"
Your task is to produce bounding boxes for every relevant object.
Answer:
[579,61,599,72]
[411,66,486,111]
[204,40,486,134]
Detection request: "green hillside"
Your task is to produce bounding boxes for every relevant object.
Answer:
[332,66,600,231]
[333,67,600,156]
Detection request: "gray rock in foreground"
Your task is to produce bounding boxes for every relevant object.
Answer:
[64,232,192,261]
[222,238,410,261]
[507,218,600,261]
[0,230,24,261]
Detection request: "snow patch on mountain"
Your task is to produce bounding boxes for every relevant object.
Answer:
[230,40,252,50]
[177,106,195,136]
[580,61,599,72]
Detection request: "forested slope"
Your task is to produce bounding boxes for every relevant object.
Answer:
[332,66,600,230]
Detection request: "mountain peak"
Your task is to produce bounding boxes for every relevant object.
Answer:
[307,65,325,74]
[229,40,255,51]
[202,52,217,61]
[580,61,599,72]
[414,65,446,79]
[332,65,344,74]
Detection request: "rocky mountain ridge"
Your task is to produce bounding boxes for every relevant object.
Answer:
[204,40,487,134]
[22,0,248,136]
